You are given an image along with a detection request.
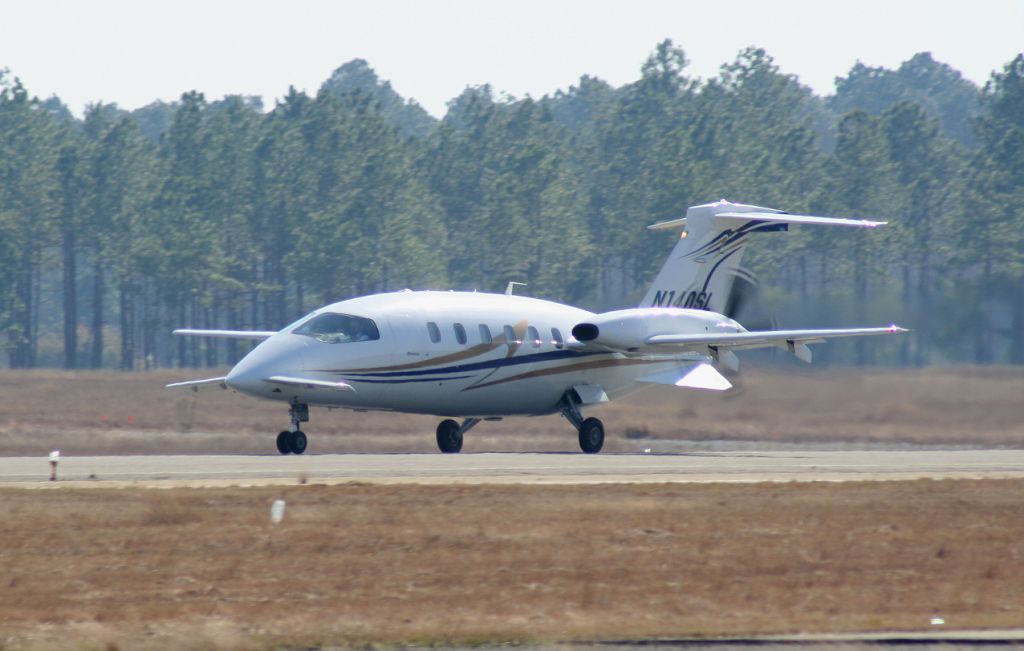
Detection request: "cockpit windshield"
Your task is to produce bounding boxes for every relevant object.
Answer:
[293,312,380,344]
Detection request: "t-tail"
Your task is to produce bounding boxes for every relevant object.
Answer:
[641,199,886,311]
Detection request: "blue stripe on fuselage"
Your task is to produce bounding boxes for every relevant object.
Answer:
[321,349,603,379]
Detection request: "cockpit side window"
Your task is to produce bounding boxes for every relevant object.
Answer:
[293,313,380,344]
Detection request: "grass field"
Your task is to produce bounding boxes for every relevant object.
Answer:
[0,366,1022,455]
[1,480,1023,649]
[2,368,1023,649]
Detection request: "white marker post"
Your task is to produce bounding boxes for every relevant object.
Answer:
[270,499,286,524]
[49,450,60,481]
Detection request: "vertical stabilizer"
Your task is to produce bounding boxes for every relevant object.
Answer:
[640,200,785,312]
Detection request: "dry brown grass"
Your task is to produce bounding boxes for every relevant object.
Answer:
[0,366,1023,455]
[1,480,1023,649]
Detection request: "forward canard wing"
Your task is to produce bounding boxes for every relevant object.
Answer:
[166,377,228,392]
[173,329,277,340]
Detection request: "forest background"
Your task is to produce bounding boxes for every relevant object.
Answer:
[1,41,1022,370]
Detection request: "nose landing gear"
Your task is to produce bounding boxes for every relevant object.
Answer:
[277,403,309,455]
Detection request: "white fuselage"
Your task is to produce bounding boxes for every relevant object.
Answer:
[225,291,710,417]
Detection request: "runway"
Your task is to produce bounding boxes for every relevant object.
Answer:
[4,448,1024,487]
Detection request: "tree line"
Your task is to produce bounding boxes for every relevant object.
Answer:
[1,44,1022,370]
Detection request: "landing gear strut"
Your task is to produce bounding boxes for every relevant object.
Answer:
[277,403,309,455]
[436,418,480,453]
[559,392,605,453]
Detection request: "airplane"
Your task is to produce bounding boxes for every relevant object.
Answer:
[168,199,906,455]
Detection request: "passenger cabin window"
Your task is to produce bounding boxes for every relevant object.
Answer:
[527,326,541,348]
[427,321,441,343]
[551,327,564,347]
[503,325,518,343]
[293,312,380,344]
[478,324,492,344]
[453,323,467,345]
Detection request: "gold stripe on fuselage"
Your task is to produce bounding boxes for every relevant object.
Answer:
[463,356,663,391]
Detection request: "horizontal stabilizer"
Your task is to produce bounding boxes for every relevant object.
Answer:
[648,212,886,231]
[173,329,277,340]
[265,376,356,392]
[639,363,732,391]
[714,212,886,228]
[647,326,907,352]
[166,377,228,392]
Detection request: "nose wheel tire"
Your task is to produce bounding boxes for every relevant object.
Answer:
[578,417,605,454]
[276,430,308,455]
[436,419,463,453]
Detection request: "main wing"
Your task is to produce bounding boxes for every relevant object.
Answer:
[264,376,356,392]
[646,325,907,363]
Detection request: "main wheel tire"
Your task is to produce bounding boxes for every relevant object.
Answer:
[436,419,463,453]
[276,430,292,455]
[578,417,605,454]
[289,430,308,455]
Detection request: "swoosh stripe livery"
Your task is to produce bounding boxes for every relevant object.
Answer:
[329,349,602,379]
[464,357,665,391]
[685,220,780,260]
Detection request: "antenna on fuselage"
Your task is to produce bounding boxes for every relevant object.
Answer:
[505,282,527,296]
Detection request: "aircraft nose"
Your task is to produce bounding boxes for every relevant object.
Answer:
[226,335,308,397]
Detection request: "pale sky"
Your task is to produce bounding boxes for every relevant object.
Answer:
[1,0,1021,117]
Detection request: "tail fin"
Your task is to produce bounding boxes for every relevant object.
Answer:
[640,199,885,312]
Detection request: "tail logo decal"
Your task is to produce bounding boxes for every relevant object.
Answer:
[646,220,780,311]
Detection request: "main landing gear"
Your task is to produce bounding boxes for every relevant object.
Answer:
[559,392,605,454]
[432,394,606,454]
[435,418,480,453]
[277,403,309,455]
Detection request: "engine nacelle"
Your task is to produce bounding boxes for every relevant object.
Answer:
[571,308,742,352]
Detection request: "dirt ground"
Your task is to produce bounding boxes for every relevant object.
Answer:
[0,366,1022,455]
[1,480,1023,649]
